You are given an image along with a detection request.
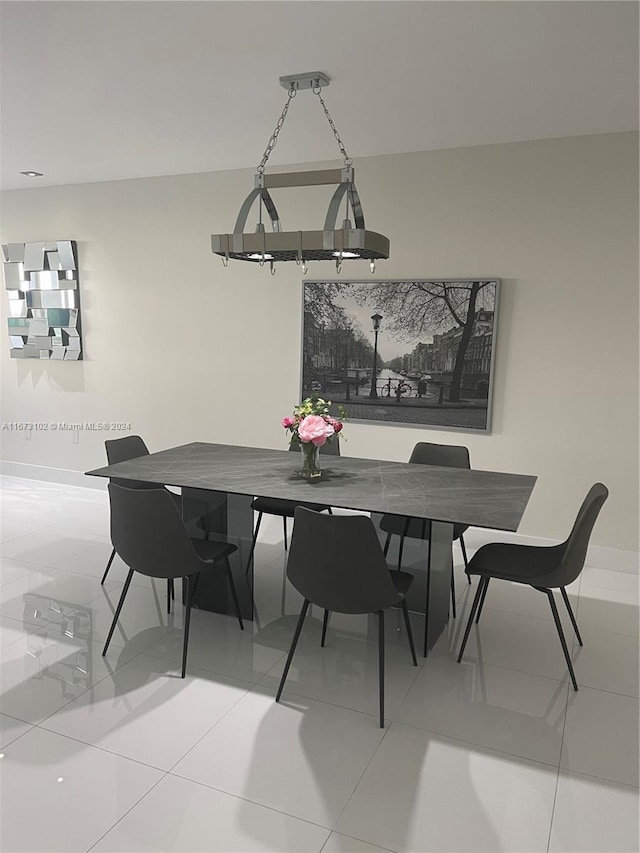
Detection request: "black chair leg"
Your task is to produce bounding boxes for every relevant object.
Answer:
[546,589,578,691]
[191,573,201,598]
[383,532,392,557]
[378,610,385,728]
[276,599,310,702]
[321,609,330,647]
[100,548,116,585]
[102,569,134,656]
[283,517,288,552]
[450,569,457,619]
[245,512,263,575]
[401,599,417,666]
[460,534,471,583]
[475,577,490,623]
[224,557,244,631]
[561,587,583,646]
[457,576,487,663]
[167,579,174,614]
[182,574,196,678]
[397,535,405,572]
[422,540,432,658]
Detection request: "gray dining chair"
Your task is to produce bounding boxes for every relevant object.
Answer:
[245,440,340,574]
[457,483,609,690]
[276,507,418,728]
[379,441,471,654]
[100,435,182,585]
[103,483,244,677]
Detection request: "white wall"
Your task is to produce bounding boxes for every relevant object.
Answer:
[1,132,638,552]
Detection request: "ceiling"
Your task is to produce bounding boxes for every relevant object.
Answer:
[0,1,637,191]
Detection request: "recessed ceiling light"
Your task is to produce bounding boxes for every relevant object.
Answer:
[20,171,43,177]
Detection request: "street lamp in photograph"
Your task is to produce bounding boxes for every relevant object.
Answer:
[369,313,383,398]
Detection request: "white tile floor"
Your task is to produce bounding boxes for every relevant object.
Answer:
[0,475,638,853]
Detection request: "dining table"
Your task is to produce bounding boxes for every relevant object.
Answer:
[86,441,536,655]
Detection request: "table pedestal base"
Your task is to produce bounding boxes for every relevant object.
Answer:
[182,488,254,621]
[372,515,454,656]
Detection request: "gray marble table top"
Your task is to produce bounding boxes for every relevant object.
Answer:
[86,441,536,531]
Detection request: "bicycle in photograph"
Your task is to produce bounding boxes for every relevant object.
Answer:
[380,378,413,398]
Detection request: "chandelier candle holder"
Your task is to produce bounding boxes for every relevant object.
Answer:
[211,72,390,276]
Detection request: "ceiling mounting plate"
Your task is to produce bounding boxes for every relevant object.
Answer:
[279,72,331,91]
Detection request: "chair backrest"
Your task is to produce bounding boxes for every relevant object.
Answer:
[409,441,470,469]
[288,439,341,456]
[108,483,202,579]
[287,507,401,614]
[410,441,470,539]
[105,435,149,465]
[105,435,153,489]
[553,483,609,587]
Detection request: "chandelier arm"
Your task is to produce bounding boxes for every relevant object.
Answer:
[233,188,282,235]
[347,184,365,229]
[323,183,365,231]
[259,189,281,233]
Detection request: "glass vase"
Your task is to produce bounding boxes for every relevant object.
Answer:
[299,442,321,479]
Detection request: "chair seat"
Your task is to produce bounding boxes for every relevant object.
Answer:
[467,541,564,587]
[390,570,414,597]
[250,496,331,517]
[192,537,238,563]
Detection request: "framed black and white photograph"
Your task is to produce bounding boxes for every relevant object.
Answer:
[302,279,500,432]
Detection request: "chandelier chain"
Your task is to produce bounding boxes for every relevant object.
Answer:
[257,81,352,175]
[313,85,352,166]
[256,88,297,175]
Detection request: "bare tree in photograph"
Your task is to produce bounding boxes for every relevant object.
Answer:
[303,281,346,326]
[303,289,378,383]
[351,280,496,402]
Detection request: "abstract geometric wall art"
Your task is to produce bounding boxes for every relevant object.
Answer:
[3,240,82,360]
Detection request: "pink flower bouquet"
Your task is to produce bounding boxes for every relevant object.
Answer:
[281,397,346,448]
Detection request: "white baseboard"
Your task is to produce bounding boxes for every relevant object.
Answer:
[584,544,639,574]
[0,460,106,490]
[2,460,637,573]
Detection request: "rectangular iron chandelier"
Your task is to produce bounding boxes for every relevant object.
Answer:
[211,72,390,275]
